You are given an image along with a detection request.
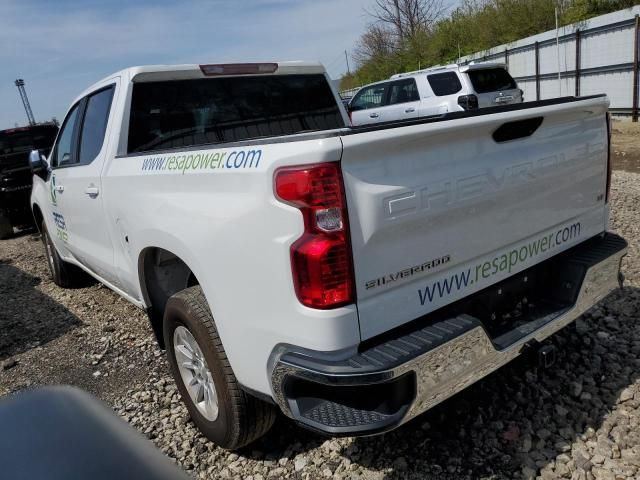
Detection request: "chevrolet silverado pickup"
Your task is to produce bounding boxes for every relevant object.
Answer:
[29,62,627,449]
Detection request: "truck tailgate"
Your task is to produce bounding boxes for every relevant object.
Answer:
[340,96,610,340]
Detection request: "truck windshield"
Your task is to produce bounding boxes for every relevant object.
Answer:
[127,74,344,154]
[0,125,58,157]
[467,68,517,93]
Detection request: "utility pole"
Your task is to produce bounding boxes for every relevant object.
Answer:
[15,79,36,126]
[394,0,403,42]
[555,7,562,96]
[344,50,351,75]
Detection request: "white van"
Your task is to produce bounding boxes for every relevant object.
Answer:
[348,62,523,126]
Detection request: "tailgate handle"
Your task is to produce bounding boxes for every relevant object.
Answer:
[492,117,543,143]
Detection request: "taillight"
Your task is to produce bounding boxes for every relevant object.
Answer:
[458,94,478,110]
[605,112,612,203]
[275,163,355,309]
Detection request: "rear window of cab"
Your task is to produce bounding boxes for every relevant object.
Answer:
[127,74,344,154]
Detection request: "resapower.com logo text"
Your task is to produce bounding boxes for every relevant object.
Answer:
[418,222,582,306]
[141,148,262,174]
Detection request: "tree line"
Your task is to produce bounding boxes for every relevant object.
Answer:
[340,0,640,90]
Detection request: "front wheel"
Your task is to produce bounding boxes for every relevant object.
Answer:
[41,222,80,288]
[164,286,276,450]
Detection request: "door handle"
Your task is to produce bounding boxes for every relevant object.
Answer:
[369,112,379,118]
[405,107,416,113]
[54,185,64,193]
[85,186,99,197]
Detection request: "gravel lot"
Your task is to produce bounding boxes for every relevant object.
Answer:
[1,123,640,479]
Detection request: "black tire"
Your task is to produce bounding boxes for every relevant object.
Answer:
[163,286,276,450]
[0,215,13,240]
[41,222,80,288]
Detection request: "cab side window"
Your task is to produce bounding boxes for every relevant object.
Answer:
[51,85,115,169]
[52,104,81,168]
[350,84,388,111]
[388,79,419,105]
[78,86,114,165]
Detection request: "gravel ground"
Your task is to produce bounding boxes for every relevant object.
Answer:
[1,167,640,478]
[611,121,640,174]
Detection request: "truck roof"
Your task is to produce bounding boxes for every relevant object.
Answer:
[77,61,327,100]
[390,61,507,79]
[0,123,58,136]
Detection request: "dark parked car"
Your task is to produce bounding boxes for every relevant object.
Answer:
[0,124,58,238]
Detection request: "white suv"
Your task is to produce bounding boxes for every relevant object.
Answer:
[348,62,523,126]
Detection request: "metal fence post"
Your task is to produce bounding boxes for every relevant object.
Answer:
[575,29,581,97]
[535,41,540,101]
[633,15,639,122]
[505,48,509,68]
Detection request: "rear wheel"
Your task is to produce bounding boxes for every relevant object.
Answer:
[41,222,80,288]
[164,286,276,449]
[0,215,13,240]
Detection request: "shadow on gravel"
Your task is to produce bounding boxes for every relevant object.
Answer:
[0,226,38,241]
[247,287,640,479]
[0,260,83,360]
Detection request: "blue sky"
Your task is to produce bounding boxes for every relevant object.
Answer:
[0,0,455,129]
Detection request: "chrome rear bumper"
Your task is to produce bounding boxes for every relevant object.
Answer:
[270,233,627,435]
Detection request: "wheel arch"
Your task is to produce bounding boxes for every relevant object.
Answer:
[138,245,201,348]
[32,203,44,232]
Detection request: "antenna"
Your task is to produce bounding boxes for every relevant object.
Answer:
[15,79,36,126]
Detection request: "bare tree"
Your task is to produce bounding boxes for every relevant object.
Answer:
[366,0,448,43]
[353,23,396,65]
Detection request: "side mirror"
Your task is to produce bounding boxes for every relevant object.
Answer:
[29,150,49,181]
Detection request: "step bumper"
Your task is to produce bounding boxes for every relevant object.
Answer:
[269,233,627,435]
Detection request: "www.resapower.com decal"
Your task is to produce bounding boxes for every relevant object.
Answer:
[417,221,581,306]
[140,148,263,174]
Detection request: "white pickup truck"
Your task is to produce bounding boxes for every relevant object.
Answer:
[30,62,627,449]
